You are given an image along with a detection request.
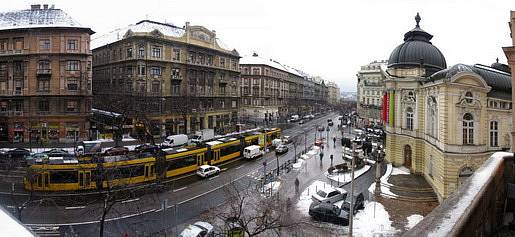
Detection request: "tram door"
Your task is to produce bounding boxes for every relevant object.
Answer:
[78,171,91,189]
[36,172,49,190]
[213,149,220,163]
[144,163,155,179]
[197,153,205,166]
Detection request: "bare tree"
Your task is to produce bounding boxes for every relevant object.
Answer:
[291,136,301,163]
[211,182,297,237]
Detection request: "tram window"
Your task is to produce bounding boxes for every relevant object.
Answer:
[150,165,155,176]
[85,172,91,186]
[37,175,42,187]
[166,155,196,171]
[50,171,78,183]
[107,165,145,180]
[220,144,240,157]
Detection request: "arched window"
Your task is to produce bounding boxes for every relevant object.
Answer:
[406,107,414,131]
[490,121,498,147]
[427,96,437,137]
[463,113,474,145]
[465,92,473,103]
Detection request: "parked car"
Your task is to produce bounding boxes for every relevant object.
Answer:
[179,221,214,237]
[337,193,365,215]
[275,144,289,155]
[196,165,221,178]
[163,134,189,147]
[317,126,325,132]
[135,144,159,153]
[311,187,347,204]
[104,146,129,155]
[328,121,334,126]
[282,136,292,144]
[309,202,349,225]
[299,120,305,125]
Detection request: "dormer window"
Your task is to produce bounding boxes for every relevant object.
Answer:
[465,92,473,103]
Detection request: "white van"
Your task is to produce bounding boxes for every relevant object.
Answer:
[244,145,264,159]
[162,134,188,147]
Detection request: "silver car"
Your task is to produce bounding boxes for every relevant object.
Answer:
[311,187,347,204]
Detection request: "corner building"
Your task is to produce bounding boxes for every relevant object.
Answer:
[0,5,94,143]
[384,14,512,200]
[92,20,241,136]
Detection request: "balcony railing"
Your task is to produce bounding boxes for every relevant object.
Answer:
[37,69,51,75]
[404,152,514,237]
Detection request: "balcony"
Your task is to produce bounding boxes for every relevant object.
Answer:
[37,69,52,75]
[404,152,514,237]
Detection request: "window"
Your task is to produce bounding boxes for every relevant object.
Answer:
[173,48,180,61]
[37,78,50,91]
[232,100,237,108]
[151,47,161,58]
[14,38,23,51]
[67,78,78,91]
[66,61,79,71]
[38,60,50,74]
[463,113,474,145]
[66,101,78,112]
[38,100,49,112]
[207,55,213,66]
[39,39,50,50]
[138,45,145,58]
[171,68,181,79]
[14,80,22,94]
[490,121,498,147]
[0,39,7,51]
[406,107,413,131]
[67,39,77,50]
[0,101,7,112]
[220,57,225,68]
[465,92,473,103]
[150,67,161,76]
[126,47,133,58]
[189,51,196,63]
[138,65,146,75]
[220,85,226,95]
[221,100,225,108]
[252,68,260,75]
[171,80,181,95]
[126,66,133,76]
[151,81,160,93]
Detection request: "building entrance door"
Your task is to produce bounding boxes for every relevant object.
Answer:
[404,145,412,169]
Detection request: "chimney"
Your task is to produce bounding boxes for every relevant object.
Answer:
[43,4,48,9]
[31,4,41,10]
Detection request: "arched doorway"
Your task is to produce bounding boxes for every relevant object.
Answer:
[404,145,412,169]
[458,167,474,187]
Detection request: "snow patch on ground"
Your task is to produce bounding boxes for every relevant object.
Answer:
[406,214,424,229]
[325,165,370,185]
[292,159,304,169]
[261,181,281,197]
[391,166,410,175]
[296,180,333,215]
[353,201,398,236]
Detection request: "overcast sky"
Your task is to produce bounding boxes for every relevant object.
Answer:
[7,0,515,92]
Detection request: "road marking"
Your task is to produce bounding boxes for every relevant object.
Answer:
[6,205,15,209]
[173,186,187,192]
[121,198,140,204]
[208,176,218,180]
[235,164,245,169]
[64,206,85,210]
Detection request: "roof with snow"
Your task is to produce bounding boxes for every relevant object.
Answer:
[0,6,92,33]
[91,20,185,49]
[91,20,236,53]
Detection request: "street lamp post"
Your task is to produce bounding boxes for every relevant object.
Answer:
[349,140,358,237]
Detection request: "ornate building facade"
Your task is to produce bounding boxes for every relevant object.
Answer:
[92,20,240,136]
[326,80,340,106]
[357,60,387,124]
[384,14,512,200]
[0,5,94,143]
[239,53,329,123]
[503,10,515,151]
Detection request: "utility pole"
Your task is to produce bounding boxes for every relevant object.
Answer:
[349,141,356,237]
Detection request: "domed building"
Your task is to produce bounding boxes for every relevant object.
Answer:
[382,13,512,201]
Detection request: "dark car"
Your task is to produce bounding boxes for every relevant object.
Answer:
[340,193,365,215]
[135,144,159,153]
[328,121,334,126]
[105,146,129,155]
[299,120,305,125]
[317,126,325,132]
[275,144,289,155]
[309,202,349,225]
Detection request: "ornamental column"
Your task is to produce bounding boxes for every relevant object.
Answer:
[503,11,515,151]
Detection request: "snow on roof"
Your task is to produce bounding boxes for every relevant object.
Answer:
[91,20,185,49]
[0,8,88,32]
[91,108,122,117]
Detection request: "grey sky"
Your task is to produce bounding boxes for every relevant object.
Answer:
[6,0,515,92]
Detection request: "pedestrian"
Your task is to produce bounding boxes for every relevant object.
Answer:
[295,178,300,194]
[333,136,336,147]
